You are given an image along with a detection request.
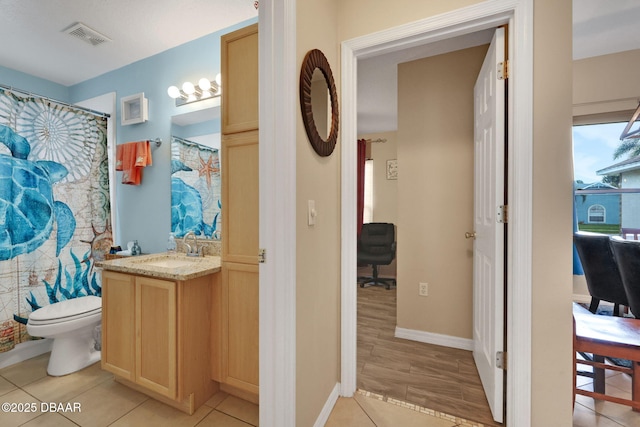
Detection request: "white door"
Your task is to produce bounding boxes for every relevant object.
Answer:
[472,27,506,424]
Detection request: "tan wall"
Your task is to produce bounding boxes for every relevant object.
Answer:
[338,0,479,42]
[296,1,341,427]
[573,49,640,118]
[293,0,574,424]
[531,0,574,425]
[573,275,590,302]
[359,131,399,224]
[396,45,487,338]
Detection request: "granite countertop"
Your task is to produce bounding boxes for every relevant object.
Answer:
[96,252,221,281]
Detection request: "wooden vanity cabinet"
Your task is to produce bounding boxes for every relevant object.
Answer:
[135,276,177,398]
[101,271,135,380]
[101,270,218,414]
[218,22,259,402]
[221,23,258,134]
[221,262,259,394]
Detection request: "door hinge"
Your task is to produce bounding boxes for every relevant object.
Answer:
[497,205,509,223]
[497,60,509,80]
[258,248,266,263]
[496,351,507,370]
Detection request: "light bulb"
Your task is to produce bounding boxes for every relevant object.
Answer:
[182,81,196,95]
[215,73,222,86]
[198,78,211,91]
[167,86,181,99]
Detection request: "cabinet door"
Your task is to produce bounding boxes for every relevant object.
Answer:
[135,277,177,399]
[222,262,259,394]
[222,131,259,264]
[222,23,259,134]
[101,271,135,380]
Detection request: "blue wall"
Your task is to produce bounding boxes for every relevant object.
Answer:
[1,17,256,253]
[575,193,620,225]
[0,65,69,101]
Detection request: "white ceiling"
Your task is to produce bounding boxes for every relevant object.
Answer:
[0,1,638,135]
[357,0,640,135]
[0,0,258,86]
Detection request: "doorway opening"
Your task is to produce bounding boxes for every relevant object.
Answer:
[354,29,505,426]
[340,3,534,426]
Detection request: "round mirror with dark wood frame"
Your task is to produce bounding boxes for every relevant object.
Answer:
[299,49,339,157]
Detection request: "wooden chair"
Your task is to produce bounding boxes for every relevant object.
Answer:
[573,232,628,315]
[621,228,640,240]
[573,303,640,411]
[610,236,640,320]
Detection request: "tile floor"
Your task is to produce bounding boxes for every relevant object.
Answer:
[573,358,640,427]
[0,353,258,427]
[0,353,459,427]
[327,391,480,427]
[1,351,639,426]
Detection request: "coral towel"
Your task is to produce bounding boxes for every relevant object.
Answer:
[116,141,152,185]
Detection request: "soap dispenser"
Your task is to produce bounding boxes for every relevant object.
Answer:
[167,233,177,253]
[131,240,141,256]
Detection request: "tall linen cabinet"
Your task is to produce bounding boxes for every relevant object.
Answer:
[216,23,259,403]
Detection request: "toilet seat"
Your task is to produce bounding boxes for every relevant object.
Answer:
[28,296,101,325]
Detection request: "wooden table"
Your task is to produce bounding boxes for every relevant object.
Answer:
[573,302,640,411]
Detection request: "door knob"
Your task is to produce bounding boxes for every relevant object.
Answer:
[465,231,477,239]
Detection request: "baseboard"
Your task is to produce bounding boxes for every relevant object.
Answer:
[0,339,52,369]
[313,382,340,427]
[572,294,591,304]
[395,327,473,351]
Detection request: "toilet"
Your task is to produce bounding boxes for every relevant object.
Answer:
[26,296,102,376]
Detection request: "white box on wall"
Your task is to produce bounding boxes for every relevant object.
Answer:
[121,93,148,125]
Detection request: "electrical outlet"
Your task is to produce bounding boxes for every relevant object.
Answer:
[419,282,428,296]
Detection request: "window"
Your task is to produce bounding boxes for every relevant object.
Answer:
[588,204,605,223]
[363,159,373,223]
[573,122,640,235]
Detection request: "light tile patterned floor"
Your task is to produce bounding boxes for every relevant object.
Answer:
[1,351,639,426]
[0,353,258,427]
[573,358,640,427]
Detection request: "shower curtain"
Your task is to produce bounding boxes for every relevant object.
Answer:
[0,88,111,353]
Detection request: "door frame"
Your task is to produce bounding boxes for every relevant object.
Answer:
[340,1,533,426]
[258,1,297,426]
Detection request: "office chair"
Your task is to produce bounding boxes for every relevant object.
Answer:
[357,223,396,289]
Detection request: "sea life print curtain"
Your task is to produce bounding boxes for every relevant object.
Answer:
[171,136,221,239]
[0,88,111,352]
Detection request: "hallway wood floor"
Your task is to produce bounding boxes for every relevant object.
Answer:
[356,284,501,426]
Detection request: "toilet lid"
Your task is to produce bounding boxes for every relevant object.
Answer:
[29,296,101,323]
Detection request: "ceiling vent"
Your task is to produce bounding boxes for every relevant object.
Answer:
[63,22,112,46]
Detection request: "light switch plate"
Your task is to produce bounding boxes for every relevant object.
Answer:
[308,200,316,226]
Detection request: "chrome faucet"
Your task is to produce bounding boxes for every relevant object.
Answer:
[182,231,202,257]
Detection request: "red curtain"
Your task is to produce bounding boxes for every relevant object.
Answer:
[357,139,367,237]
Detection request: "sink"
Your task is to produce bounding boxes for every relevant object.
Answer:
[138,258,199,268]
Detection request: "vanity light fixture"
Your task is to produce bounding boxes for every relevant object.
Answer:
[167,74,221,106]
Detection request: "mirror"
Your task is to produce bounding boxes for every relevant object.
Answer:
[170,106,222,239]
[299,49,339,157]
[310,68,330,140]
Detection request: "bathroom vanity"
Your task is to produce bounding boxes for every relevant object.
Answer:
[95,21,260,415]
[98,253,221,415]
